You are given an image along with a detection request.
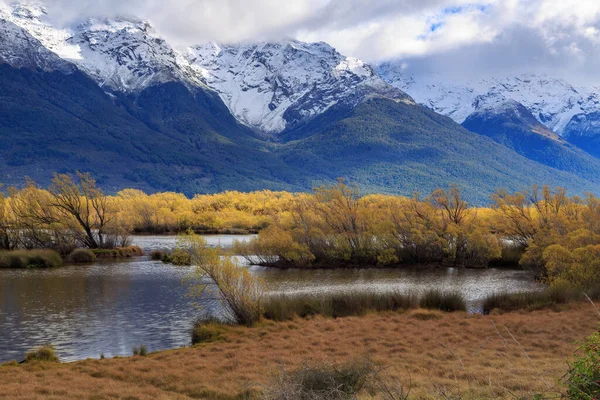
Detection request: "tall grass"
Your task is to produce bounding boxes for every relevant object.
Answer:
[263,290,423,321]
[69,248,96,263]
[480,286,600,314]
[419,289,467,312]
[0,249,63,269]
[92,246,143,258]
[262,358,376,400]
[25,345,59,363]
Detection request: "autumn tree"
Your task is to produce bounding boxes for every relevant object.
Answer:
[0,185,15,250]
[313,179,371,261]
[49,172,110,249]
[186,234,264,326]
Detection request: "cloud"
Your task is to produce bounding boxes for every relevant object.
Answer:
[16,0,600,84]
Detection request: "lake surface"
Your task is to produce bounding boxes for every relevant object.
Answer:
[0,235,544,363]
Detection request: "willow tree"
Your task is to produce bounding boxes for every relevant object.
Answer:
[49,172,110,249]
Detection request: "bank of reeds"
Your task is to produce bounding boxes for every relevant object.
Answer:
[482,286,600,314]
[260,289,469,321]
[0,249,63,269]
[69,248,96,264]
[419,289,467,312]
[92,246,143,259]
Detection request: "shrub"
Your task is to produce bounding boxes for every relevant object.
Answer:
[132,345,148,356]
[92,246,144,258]
[70,248,96,263]
[171,248,192,266]
[190,318,226,345]
[186,235,264,326]
[117,246,143,257]
[566,329,600,399]
[419,290,466,312]
[0,250,63,269]
[263,359,375,400]
[25,345,59,363]
[150,250,164,260]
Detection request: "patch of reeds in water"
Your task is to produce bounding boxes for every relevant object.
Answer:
[482,286,600,314]
[261,289,469,321]
[0,249,63,269]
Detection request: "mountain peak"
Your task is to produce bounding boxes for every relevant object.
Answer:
[378,63,600,140]
[186,39,411,134]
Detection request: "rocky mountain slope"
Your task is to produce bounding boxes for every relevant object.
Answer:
[378,63,600,156]
[186,41,411,134]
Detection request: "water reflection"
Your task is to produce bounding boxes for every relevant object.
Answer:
[130,234,256,251]
[0,235,544,363]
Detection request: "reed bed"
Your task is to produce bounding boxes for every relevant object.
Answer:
[0,249,62,268]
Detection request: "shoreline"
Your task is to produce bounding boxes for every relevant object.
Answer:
[1,302,596,399]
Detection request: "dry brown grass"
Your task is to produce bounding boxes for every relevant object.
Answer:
[0,303,597,400]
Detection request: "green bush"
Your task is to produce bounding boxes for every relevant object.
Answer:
[161,252,173,263]
[25,345,59,363]
[419,290,466,312]
[566,329,600,399]
[171,248,191,266]
[70,248,96,263]
[132,345,147,356]
[190,319,226,345]
[0,250,63,269]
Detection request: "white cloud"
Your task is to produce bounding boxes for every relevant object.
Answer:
[14,0,600,83]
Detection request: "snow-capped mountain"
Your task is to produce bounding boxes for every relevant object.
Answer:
[0,1,411,134]
[378,62,600,140]
[0,4,72,72]
[186,41,411,134]
[0,2,204,92]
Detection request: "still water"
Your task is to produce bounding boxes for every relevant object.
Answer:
[0,235,544,363]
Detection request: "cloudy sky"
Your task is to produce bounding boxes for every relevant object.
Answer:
[41,0,600,84]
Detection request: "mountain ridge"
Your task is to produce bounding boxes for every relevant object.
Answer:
[2,1,600,203]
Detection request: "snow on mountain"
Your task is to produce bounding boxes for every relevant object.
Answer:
[0,1,203,92]
[1,1,412,134]
[378,62,600,139]
[0,2,73,72]
[185,41,412,134]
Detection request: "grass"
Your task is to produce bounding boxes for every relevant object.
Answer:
[261,289,467,322]
[69,248,96,263]
[0,303,598,399]
[482,286,600,314]
[0,249,63,268]
[132,346,148,357]
[419,289,467,312]
[190,319,227,345]
[24,345,59,363]
[263,358,376,400]
[92,246,144,258]
[262,290,419,321]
